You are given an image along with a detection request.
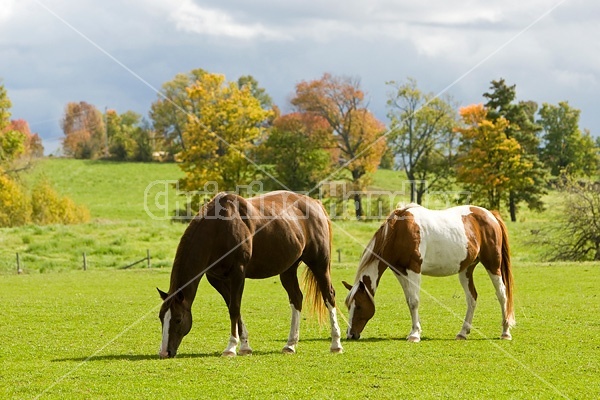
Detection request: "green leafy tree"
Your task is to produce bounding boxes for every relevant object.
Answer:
[259,112,334,192]
[179,72,273,192]
[538,101,599,176]
[386,78,458,204]
[291,73,387,218]
[237,75,274,110]
[106,110,154,161]
[483,78,549,221]
[456,104,533,210]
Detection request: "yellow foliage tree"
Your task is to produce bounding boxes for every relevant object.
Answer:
[456,104,533,210]
[179,73,273,193]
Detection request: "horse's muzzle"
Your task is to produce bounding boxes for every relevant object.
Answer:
[347,332,361,340]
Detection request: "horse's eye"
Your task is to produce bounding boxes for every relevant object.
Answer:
[174,318,182,324]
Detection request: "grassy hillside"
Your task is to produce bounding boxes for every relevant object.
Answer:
[0,157,578,273]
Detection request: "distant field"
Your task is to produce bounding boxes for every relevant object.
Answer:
[1,158,598,398]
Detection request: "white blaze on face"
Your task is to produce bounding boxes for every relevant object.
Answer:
[159,309,171,357]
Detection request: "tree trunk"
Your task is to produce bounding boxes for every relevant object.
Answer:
[353,192,363,220]
[509,191,517,222]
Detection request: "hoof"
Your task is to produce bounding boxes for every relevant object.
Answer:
[282,346,296,354]
[501,333,512,341]
[455,334,467,340]
[238,349,253,356]
[330,347,343,354]
[407,335,421,343]
[222,351,236,357]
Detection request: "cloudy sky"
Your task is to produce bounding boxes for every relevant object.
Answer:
[1,0,598,154]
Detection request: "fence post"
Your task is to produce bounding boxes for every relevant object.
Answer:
[16,253,22,274]
[147,249,151,268]
[337,249,342,263]
[83,252,87,271]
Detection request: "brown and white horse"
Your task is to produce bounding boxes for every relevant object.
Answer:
[343,204,515,342]
[157,191,343,358]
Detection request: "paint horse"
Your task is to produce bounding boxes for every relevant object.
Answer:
[158,191,343,358]
[343,204,515,342]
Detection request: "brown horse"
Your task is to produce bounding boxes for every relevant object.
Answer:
[157,190,343,358]
[343,204,514,342]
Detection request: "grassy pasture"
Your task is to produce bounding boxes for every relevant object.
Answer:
[1,158,599,398]
[1,265,598,399]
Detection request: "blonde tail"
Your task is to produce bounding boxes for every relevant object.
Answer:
[301,266,328,326]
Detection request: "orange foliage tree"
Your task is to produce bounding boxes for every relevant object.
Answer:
[291,73,386,218]
[455,104,532,210]
[61,101,106,159]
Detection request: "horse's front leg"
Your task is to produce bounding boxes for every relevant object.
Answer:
[457,266,477,340]
[394,270,422,342]
[222,268,246,357]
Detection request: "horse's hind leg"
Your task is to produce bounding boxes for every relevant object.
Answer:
[306,261,343,353]
[279,261,303,354]
[457,264,478,340]
[486,270,512,340]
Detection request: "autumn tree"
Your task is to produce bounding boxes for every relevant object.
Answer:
[483,78,548,221]
[538,101,599,176]
[150,69,208,155]
[178,72,273,193]
[455,104,533,210]
[259,112,334,192]
[386,78,458,204]
[291,73,387,218]
[9,119,44,158]
[61,101,106,159]
[151,70,273,157]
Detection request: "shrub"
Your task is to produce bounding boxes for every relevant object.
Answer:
[0,173,31,227]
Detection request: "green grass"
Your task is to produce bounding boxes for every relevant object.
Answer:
[1,158,599,398]
[1,265,598,399]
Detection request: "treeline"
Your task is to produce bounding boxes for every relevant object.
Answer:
[3,70,600,223]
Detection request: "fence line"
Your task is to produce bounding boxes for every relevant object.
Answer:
[14,250,152,273]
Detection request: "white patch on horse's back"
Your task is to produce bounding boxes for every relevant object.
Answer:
[159,309,171,356]
[407,206,471,277]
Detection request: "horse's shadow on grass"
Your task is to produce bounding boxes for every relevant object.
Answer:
[52,336,502,362]
[52,349,282,363]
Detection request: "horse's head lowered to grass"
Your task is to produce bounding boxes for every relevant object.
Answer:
[343,280,375,340]
[157,288,192,359]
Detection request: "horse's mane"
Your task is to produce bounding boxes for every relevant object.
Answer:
[172,192,230,270]
[353,203,420,283]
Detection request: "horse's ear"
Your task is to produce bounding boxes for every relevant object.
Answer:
[157,288,168,301]
[342,281,353,291]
